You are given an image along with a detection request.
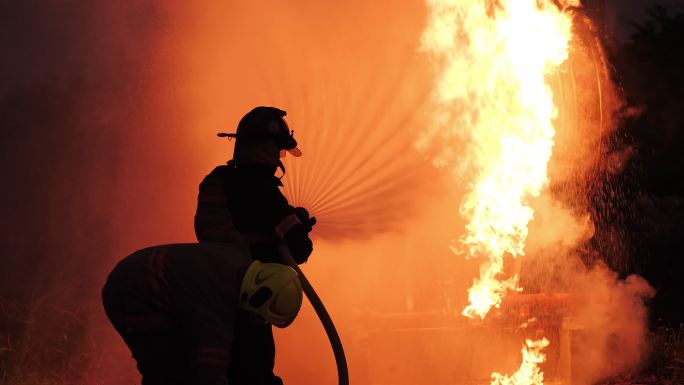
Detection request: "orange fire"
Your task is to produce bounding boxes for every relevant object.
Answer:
[491,338,551,385]
[421,0,577,383]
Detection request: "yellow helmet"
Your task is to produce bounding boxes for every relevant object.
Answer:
[240,261,303,328]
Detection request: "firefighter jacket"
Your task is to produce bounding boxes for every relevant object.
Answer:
[102,243,276,385]
[194,162,313,264]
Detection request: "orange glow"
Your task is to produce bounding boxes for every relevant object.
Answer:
[491,338,550,385]
[82,1,646,385]
[420,0,575,319]
[421,1,577,383]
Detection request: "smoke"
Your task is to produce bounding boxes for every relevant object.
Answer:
[526,194,595,255]
[1,1,659,384]
[275,189,480,384]
[3,0,441,383]
[569,263,655,384]
[1,1,189,383]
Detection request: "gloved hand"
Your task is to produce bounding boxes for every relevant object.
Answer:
[275,210,314,264]
[293,207,316,232]
[284,226,313,264]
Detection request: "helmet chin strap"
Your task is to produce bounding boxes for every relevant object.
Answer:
[276,160,287,180]
[227,158,286,179]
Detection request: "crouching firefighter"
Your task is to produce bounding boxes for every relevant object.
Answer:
[194,106,316,383]
[102,243,303,385]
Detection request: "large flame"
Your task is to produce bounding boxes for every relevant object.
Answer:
[420,0,575,317]
[421,0,576,383]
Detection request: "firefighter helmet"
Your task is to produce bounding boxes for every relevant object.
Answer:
[239,260,303,328]
[218,107,302,166]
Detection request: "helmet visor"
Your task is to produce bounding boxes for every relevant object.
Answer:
[287,147,302,157]
[281,148,302,158]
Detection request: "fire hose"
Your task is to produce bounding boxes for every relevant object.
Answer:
[278,243,349,385]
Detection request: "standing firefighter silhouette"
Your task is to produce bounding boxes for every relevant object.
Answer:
[196,106,315,264]
[102,107,315,385]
